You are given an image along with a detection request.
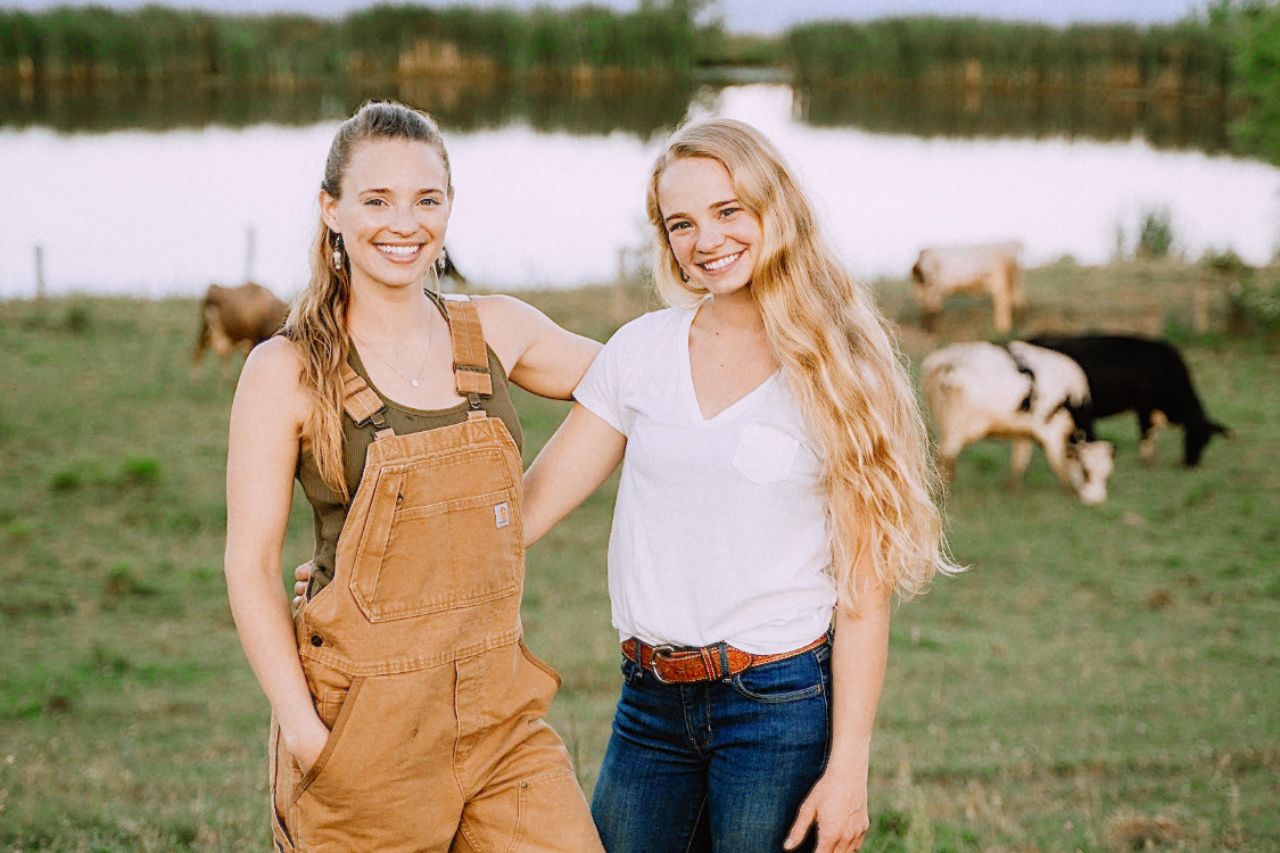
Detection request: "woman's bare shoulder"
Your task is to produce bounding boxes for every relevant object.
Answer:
[471,293,544,327]
[235,336,311,423]
[242,336,305,382]
[467,294,551,359]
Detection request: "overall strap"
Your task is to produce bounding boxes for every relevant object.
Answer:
[440,294,493,420]
[340,361,395,440]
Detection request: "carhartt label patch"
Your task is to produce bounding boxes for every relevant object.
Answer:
[494,501,511,528]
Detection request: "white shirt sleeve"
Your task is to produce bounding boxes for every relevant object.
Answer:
[572,322,631,434]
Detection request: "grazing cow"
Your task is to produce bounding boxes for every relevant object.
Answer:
[192,282,289,365]
[922,341,1115,505]
[1026,334,1229,466]
[911,241,1026,333]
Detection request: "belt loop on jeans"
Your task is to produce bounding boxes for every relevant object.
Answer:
[716,642,730,682]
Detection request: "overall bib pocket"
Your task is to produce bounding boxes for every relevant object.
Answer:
[349,462,521,622]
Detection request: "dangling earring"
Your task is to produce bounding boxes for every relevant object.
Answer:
[679,266,689,283]
[435,247,448,277]
[331,234,344,272]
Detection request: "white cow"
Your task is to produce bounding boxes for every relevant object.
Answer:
[911,241,1026,333]
[922,341,1115,505]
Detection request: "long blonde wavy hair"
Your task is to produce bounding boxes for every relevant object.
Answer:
[282,100,452,502]
[646,118,959,609]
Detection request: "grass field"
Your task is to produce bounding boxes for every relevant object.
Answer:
[1,262,1277,851]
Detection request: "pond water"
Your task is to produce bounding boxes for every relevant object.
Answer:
[2,81,1277,299]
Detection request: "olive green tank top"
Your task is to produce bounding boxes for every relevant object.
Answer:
[296,342,524,596]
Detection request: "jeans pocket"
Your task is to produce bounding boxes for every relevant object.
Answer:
[731,654,825,704]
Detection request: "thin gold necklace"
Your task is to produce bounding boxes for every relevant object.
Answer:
[351,318,435,389]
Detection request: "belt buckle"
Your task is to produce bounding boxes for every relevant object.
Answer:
[648,644,677,684]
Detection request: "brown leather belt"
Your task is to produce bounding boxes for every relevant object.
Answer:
[621,634,829,685]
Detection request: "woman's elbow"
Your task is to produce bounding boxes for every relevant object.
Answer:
[223,544,283,592]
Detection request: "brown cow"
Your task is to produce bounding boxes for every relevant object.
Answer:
[192,282,289,365]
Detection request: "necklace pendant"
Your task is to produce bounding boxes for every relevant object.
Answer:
[410,379,420,388]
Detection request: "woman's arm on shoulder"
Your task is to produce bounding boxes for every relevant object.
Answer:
[473,294,601,400]
[224,338,329,771]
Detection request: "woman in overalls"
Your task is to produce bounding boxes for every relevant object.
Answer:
[519,119,959,852]
[224,101,604,852]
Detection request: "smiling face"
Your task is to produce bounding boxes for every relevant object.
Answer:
[320,138,451,291]
[656,156,763,298]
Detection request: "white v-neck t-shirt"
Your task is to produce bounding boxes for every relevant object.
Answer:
[573,305,836,654]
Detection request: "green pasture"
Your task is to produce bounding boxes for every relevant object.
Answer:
[0,263,1276,851]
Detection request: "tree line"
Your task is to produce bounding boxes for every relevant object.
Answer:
[0,1,703,86]
[783,18,1232,97]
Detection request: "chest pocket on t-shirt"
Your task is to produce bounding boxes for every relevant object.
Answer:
[732,423,800,485]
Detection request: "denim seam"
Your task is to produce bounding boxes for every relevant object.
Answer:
[701,686,713,751]
[683,793,708,853]
[680,685,708,756]
[817,649,832,775]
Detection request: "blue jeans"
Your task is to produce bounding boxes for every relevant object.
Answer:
[591,641,832,853]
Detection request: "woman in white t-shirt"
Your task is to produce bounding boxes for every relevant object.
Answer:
[522,119,958,853]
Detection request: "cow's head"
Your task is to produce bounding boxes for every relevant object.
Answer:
[1065,436,1115,506]
[1183,420,1230,467]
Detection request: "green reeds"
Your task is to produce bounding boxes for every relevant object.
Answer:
[783,16,1232,98]
[0,2,702,88]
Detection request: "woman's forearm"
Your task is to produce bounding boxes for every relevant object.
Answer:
[826,588,891,777]
[225,556,318,739]
[522,404,626,547]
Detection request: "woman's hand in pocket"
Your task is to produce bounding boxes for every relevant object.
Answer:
[283,712,330,774]
[292,561,315,612]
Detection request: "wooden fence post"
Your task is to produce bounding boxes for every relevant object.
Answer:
[35,244,46,301]
[613,247,629,321]
[244,226,257,282]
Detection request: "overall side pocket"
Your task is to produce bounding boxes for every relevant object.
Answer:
[291,676,366,804]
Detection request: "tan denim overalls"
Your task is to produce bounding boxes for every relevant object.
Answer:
[268,296,602,852]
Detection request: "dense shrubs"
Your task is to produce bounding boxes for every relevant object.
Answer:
[0,1,702,86]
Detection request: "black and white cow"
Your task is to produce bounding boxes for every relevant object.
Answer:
[1026,334,1229,467]
[922,341,1115,504]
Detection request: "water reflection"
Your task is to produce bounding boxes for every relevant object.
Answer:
[1,74,1239,158]
[0,75,700,139]
[793,83,1234,154]
[2,84,1276,299]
